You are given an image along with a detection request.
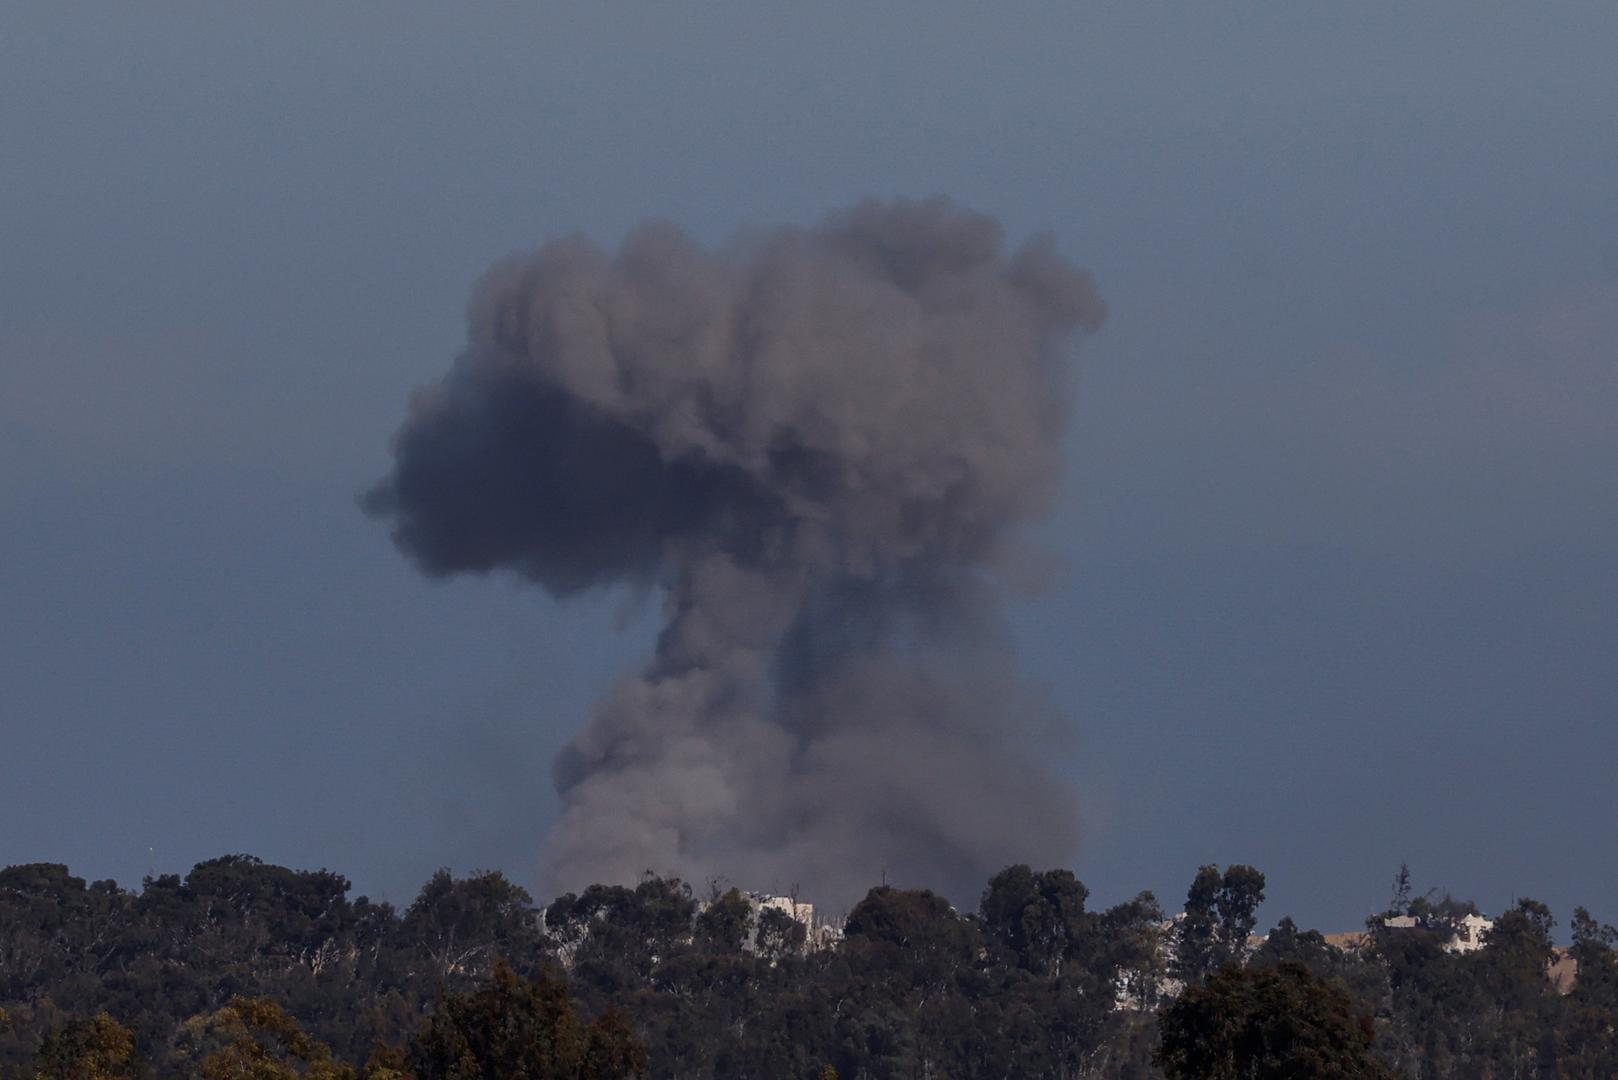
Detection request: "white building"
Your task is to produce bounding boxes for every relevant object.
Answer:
[1444,913,1494,955]
[750,892,815,931]
[1375,911,1494,953]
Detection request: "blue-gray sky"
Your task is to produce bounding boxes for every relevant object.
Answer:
[3,3,1615,931]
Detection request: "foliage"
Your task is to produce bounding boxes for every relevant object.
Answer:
[409,960,644,1079]
[690,891,750,957]
[1156,960,1392,1079]
[1172,864,1266,986]
[2,856,1616,1078]
[175,997,355,1079]
[31,1012,144,1079]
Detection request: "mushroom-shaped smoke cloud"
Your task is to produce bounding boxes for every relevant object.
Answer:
[367,197,1105,906]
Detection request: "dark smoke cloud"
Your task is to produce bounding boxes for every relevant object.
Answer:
[366,196,1105,907]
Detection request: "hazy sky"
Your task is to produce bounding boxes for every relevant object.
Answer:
[3,3,1615,933]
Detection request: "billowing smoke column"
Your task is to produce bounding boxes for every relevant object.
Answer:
[366,197,1105,907]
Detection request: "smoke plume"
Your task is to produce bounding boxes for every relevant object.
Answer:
[366,197,1105,907]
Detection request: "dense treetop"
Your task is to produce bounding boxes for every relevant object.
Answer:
[1,855,1613,1078]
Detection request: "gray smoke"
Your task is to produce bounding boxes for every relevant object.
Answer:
[366,197,1105,907]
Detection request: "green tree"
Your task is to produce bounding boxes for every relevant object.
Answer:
[1570,906,1618,1010]
[176,997,355,1079]
[544,877,696,994]
[409,960,644,1079]
[979,865,1092,977]
[359,1043,415,1080]
[1157,961,1392,1079]
[1560,907,1618,1077]
[1216,866,1267,950]
[1173,864,1265,986]
[31,1013,144,1079]
[404,871,547,985]
[1477,898,1556,1010]
[752,907,806,964]
[691,890,751,956]
[1386,863,1413,917]
[580,1009,646,1080]
[0,864,133,1003]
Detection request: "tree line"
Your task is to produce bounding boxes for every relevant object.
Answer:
[1,855,1615,1077]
